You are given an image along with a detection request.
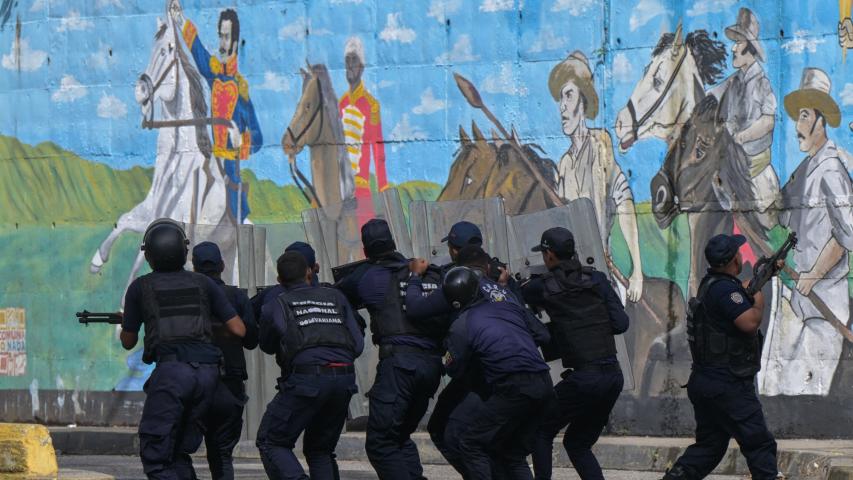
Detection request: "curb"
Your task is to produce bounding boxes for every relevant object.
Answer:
[50,427,853,479]
[0,423,58,477]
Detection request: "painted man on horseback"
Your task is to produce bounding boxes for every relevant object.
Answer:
[339,37,388,226]
[549,51,644,303]
[709,8,779,235]
[170,0,262,224]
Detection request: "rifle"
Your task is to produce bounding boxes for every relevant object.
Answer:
[746,232,797,296]
[76,310,123,325]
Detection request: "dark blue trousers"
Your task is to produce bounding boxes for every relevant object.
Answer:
[203,378,246,480]
[532,368,623,480]
[256,372,356,480]
[670,371,777,480]
[138,362,219,480]
[365,353,443,480]
[447,372,553,480]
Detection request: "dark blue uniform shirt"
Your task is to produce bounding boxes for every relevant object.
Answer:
[446,279,550,384]
[337,254,440,350]
[251,275,319,320]
[122,270,237,361]
[521,269,628,365]
[259,283,364,366]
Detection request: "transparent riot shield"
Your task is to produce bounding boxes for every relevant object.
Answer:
[301,190,410,419]
[409,197,510,266]
[507,199,636,392]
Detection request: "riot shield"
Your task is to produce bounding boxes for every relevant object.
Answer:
[507,199,636,392]
[301,190,411,418]
[409,197,510,266]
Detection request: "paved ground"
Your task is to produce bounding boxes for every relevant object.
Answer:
[58,455,746,479]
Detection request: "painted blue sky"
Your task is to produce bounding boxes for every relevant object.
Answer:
[0,0,848,202]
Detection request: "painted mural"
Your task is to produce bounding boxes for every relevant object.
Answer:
[3,0,853,435]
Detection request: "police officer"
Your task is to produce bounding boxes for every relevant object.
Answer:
[191,241,258,480]
[442,254,553,480]
[251,241,321,320]
[119,219,246,479]
[663,234,778,480]
[256,251,364,479]
[521,227,627,480]
[336,218,448,479]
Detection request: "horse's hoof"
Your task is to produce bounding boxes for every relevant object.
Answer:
[90,250,106,274]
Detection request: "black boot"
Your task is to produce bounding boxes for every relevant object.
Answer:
[661,465,689,480]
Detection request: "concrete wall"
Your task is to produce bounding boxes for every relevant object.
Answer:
[1,0,853,437]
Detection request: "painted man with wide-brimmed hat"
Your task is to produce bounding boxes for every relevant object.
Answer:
[710,7,779,234]
[548,50,644,304]
[759,68,853,397]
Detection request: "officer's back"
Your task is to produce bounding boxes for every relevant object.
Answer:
[119,219,245,479]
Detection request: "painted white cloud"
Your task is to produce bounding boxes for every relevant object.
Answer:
[2,37,48,72]
[436,34,479,63]
[57,11,95,32]
[95,0,124,8]
[390,113,428,141]
[30,0,47,12]
[552,0,597,16]
[612,52,633,83]
[528,30,566,53]
[87,41,115,70]
[412,87,447,115]
[258,72,290,93]
[427,0,462,23]
[377,80,395,89]
[686,0,735,16]
[52,75,87,102]
[97,93,128,119]
[781,30,826,54]
[480,0,514,12]
[482,63,528,96]
[629,0,666,32]
[840,83,853,106]
[380,13,416,44]
[279,17,330,40]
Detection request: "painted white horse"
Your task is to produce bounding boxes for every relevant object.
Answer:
[89,12,239,292]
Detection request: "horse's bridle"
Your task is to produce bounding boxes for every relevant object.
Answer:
[286,77,325,146]
[625,46,688,143]
[139,55,178,125]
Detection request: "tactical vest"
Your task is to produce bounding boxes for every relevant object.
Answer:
[539,265,616,368]
[362,258,445,340]
[687,274,763,378]
[139,271,213,364]
[216,285,248,379]
[277,286,356,370]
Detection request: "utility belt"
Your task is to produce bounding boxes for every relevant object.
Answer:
[156,352,221,364]
[378,344,443,360]
[562,362,622,378]
[291,364,355,376]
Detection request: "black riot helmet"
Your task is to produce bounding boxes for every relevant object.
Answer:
[141,218,189,272]
[442,266,481,310]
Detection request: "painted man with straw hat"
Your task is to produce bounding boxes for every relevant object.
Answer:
[548,50,644,304]
[760,68,853,397]
[709,7,779,233]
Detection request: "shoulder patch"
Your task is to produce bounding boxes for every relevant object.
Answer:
[730,292,744,304]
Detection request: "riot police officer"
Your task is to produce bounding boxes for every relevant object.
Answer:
[119,219,246,479]
[663,234,778,480]
[191,241,258,480]
[521,227,627,480]
[336,218,448,479]
[255,251,364,479]
[251,241,320,320]
[442,257,553,480]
